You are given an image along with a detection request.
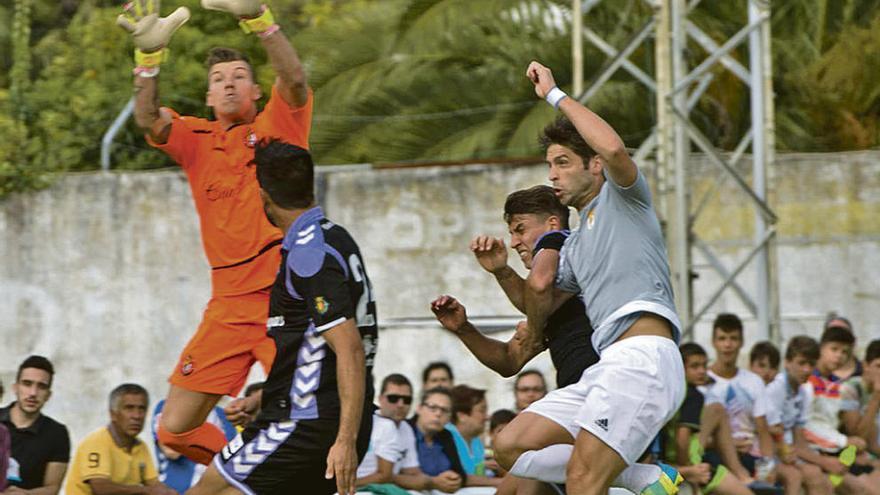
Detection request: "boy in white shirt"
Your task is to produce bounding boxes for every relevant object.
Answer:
[704,314,775,480]
[765,336,831,494]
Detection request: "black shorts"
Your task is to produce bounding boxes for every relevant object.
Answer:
[215,416,371,495]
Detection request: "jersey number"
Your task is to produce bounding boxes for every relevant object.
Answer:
[88,453,100,468]
[348,254,375,327]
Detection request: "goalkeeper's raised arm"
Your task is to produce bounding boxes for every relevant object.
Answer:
[201,0,308,108]
[117,0,189,144]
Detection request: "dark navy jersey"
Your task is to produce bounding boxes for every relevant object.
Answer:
[259,206,378,422]
[533,230,599,388]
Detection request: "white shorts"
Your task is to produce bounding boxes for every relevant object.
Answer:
[524,335,685,464]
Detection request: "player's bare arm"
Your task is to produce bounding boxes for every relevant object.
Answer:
[117,1,189,145]
[470,235,527,312]
[322,319,366,495]
[202,0,308,107]
[430,295,542,377]
[526,61,638,187]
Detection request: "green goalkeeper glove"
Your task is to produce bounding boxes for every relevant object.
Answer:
[117,0,190,76]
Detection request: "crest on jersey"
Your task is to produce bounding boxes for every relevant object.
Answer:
[315,296,329,315]
[245,129,257,148]
[586,210,596,230]
[181,355,194,376]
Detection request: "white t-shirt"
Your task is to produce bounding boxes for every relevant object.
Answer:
[764,371,809,443]
[394,420,420,474]
[357,414,415,478]
[703,368,769,455]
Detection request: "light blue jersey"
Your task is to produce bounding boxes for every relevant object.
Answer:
[556,170,680,352]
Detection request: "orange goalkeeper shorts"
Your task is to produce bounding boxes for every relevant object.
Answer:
[169,288,276,396]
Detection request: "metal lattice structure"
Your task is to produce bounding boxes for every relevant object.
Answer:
[571,0,779,341]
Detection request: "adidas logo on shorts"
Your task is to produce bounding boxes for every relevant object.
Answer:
[594,418,609,431]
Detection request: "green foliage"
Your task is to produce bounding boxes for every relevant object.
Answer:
[1,0,879,197]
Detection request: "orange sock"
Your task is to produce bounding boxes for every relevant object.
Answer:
[156,422,227,465]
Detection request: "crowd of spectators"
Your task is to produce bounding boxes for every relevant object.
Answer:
[2,311,879,495]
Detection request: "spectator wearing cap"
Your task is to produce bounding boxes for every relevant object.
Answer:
[0,355,70,494]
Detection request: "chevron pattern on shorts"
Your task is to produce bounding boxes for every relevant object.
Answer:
[290,325,325,420]
[225,421,297,480]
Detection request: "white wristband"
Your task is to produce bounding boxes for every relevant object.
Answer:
[545,86,568,109]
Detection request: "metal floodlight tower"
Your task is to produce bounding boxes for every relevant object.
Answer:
[571,0,780,341]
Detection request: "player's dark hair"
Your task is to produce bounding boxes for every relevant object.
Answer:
[381,373,412,395]
[712,313,743,339]
[489,409,516,432]
[244,382,264,398]
[422,361,454,385]
[820,325,855,346]
[866,339,880,363]
[539,116,598,166]
[679,342,707,364]
[514,369,546,390]
[503,185,570,229]
[420,386,451,404]
[785,336,820,364]
[16,355,55,386]
[450,385,486,423]
[109,383,149,411]
[253,139,315,209]
[206,47,254,79]
[749,341,780,368]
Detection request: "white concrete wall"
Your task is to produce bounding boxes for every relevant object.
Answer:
[1,152,878,457]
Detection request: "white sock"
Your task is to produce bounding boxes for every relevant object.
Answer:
[509,445,662,492]
[612,463,662,492]
[509,445,572,483]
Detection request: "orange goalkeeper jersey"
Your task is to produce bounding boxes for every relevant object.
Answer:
[149,85,313,296]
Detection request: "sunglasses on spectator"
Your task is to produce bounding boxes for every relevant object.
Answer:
[384,394,412,405]
[421,402,451,415]
[515,386,546,393]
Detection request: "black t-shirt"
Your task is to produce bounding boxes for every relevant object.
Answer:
[0,404,70,489]
[533,230,600,388]
[259,207,377,423]
[678,384,704,432]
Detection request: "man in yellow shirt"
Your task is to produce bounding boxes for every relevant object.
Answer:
[66,384,176,495]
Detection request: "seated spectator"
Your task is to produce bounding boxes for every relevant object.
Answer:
[840,339,880,456]
[378,376,465,494]
[749,341,780,385]
[512,370,546,412]
[150,399,236,493]
[705,314,776,481]
[422,362,454,391]
[823,315,862,381]
[764,336,830,494]
[65,384,175,495]
[0,355,69,494]
[408,388,466,493]
[652,343,753,495]
[803,326,880,493]
[447,386,500,488]
[355,374,419,492]
[0,380,9,492]
[485,409,516,478]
